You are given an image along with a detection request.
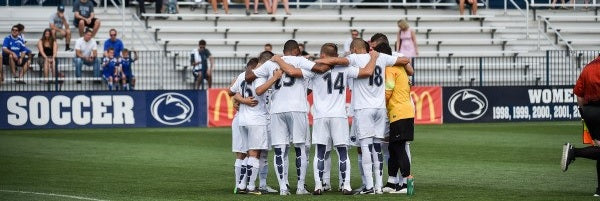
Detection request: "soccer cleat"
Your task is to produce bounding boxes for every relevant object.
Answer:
[382,182,398,193]
[342,188,353,195]
[375,188,383,194]
[352,184,366,194]
[323,183,332,191]
[356,188,374,195]
[259,185,278,194]
[390,184,407,194]
[247,189,262,195]
[561,143,575,172]
[313,189,322,195]
[594,188,600,197]
[279,189,291,196]
[235,188,247,194]
[296,187,311,195]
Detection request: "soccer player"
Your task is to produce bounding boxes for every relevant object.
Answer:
[316,38,411,194]
[375,43,415,194]
[245,40,327,195]
[119,49,138,90]
[102,48,119,90]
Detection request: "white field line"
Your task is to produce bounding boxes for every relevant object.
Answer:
[0,189,109,201]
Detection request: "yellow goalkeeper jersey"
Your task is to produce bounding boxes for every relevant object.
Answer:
[385,66,415,122]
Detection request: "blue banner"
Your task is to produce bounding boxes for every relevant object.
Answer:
[0,90,207,129]
[443,86,580,123]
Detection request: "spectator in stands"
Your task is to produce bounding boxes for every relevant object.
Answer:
[396,20,418,59]
[104,29,124,58]
[50,4,73,51]
[264,43,272,52]
[272,0,290,15]
[252,0,271,14]
[120,48,138,90]
[74,30,101,84]
[161,0,182,20]
[155,0,163,18]
[458,0,478,17]
[190,40,214,89]
[3,25,31,84]
[37,29,58,82]
[15,24,27,44]
[137,0,146,19]
[343,29,359,56]
[551,0,574,9]
[102,48,120,90]
[74,0,102,37]
[298,43,312,60]
[210,0,229,14]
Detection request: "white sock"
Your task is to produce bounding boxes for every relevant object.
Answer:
[359,138,374,189]
[234,159,243,186]
[388,176,398,184]
[273,145,288,192]
[259,150,269,188]
[372,138,384,190]
[237,157,249,190]
[358,152,365,188]
[295,143,308,189]
[323,150,331,187]
[246,157,260,191]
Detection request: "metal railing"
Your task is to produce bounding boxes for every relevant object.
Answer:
[1,50,598,91]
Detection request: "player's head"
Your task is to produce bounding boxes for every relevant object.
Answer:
[122,48,129,58]
[283,40,300,56]
[373,43,392,55]
[107,48,115,58]
[350,38,368,54]
[370,33,389,48]
[258,51,274,64]
[319,43,338,59]
[246,58,259,70]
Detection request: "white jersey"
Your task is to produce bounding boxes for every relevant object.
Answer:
[309,66,357,119]
[347,53,398,110]
[230,72,268,126]
[252,57,316,114]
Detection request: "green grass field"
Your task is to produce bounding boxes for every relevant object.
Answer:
[0,121,598,201]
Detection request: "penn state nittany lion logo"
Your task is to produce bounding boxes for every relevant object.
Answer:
[150,93,194,125]
[448,89,488,121]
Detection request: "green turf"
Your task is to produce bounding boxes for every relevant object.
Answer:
[0,121,598,201]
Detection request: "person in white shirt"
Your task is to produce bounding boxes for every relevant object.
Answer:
[73,30,100,83]
[316,38,411,194]
[343,29,359,57]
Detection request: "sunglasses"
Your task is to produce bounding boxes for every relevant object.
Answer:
[110,34,116,36]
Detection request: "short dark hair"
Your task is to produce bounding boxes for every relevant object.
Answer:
[199,40,206,46]
[264,43,272,48]
[246,58,259,69]
[84,29,93,35]
[108,47,115,52]
[351,29,358,33]
[15,23,24,32]
[370,33,389,46]
[373,43,392,55]
[320,43,338,57]
[350,38,366,52]
[258,51,274,64]
[283,40,300,54]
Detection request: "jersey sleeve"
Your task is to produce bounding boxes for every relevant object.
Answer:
[574,68,587,97]
[254,77,267,89]
[385,67,396,91]
[346,67,360,79]
[297,57,316,71]
[381,53,398,67]
[230,76,242,93]
[2,37,9,50]
[301,69,315,80]
[253,61,274,78]
[346,54,357,67]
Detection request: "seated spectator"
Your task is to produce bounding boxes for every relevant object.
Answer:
[264,43,272,52]
[104,29,124,58]
[50,4,73,51]
[74,0,101,37]
[37,29,58,83]
[119,48,138,90]
[102,48,119,90]
[458,0,478,17]
[74,30,101,84]
[2,25,31,84]
[15,23,27,44]
[210,0,229,14]
[162,0,182,20]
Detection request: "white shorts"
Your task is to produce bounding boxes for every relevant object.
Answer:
[241,125,269,150]
[349,117,359,147]
[270,112,309,145]
[231,116,248,153]
[354,108,387,140]
[312,117,349,147]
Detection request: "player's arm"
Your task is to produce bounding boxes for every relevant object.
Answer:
[356,50,380,78]
[226,76,238,96]
[256,69,283,96]
[404,63,414,76]
[393,57,412,73]
[310,63,333,73]
[315,57,350,66]
[132,51,138,62]
[271,55,303,78]
[233,93,258,107]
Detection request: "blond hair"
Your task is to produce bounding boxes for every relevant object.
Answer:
[397,20,409,31]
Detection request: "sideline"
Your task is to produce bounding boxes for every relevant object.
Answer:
[0,189,109,201]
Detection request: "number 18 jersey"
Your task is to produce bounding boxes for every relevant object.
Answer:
[347,53,398,110]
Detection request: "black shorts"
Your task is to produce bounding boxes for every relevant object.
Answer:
[583,104,600,140]
[2,55,28,66]
[76,18,98,28]
[389,118,414,142]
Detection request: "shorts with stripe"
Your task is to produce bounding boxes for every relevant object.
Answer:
[270,112,309,145]
[312,117,349,147]
[354,108,387,140]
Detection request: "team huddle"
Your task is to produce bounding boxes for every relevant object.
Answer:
[228,33,415,195]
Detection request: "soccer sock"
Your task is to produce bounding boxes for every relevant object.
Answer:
[246,157,260,191]
[273,145,288,192]
[323,150,331,187]
[123,84,128,90]
[359,138,374,189]
[234,159,243,186]
[574,146,600,160]
[259,150,269,188]
[336,146,351,189]
[313,144,326,190]
[372,138,384,190]
[388,176,398,184]
[284,146,290,188]
[294,143,308,189]
[237,157,248,190]
[358,152,366,188]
